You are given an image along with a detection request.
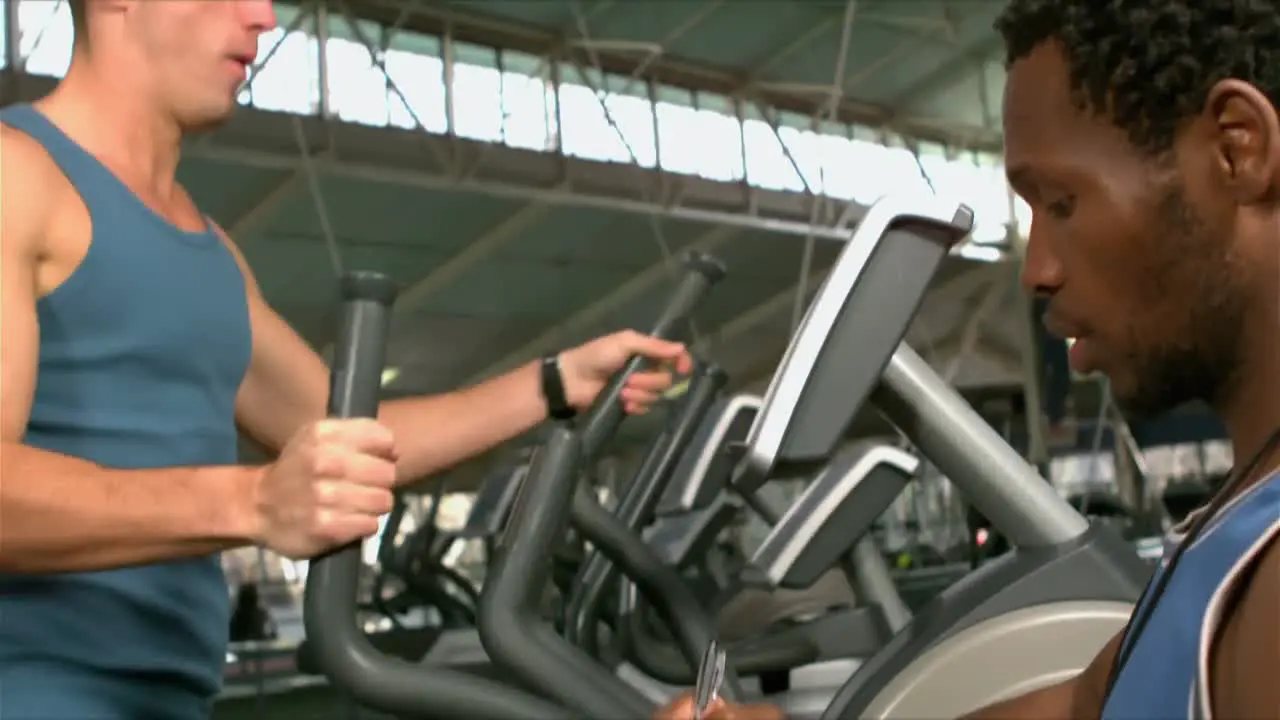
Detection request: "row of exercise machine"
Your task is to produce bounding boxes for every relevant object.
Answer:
[296,194,1151,719]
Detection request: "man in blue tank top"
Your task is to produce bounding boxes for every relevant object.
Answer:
[0,1,694,718]
[659,2,1280,720]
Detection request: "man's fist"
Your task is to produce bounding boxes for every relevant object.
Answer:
[559,329,694,414]
[653,693,786,720]
[253,418,398,559]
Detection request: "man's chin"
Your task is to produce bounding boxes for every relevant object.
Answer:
[1110,383,1176,422]
[181,104,237,135]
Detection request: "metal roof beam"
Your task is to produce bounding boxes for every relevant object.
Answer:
[195,140,856,241]
[887,35,1004,112]
[724,341,790,393]
[227,162,321,239]
[931,272,1010,382]
[747,16,842,80]
[466,224,742,383]
[0,71,937,250]
[394,199,555,313]
[840,17,951,94]
[744,5,957,83]
[310,0,1000,151]
[696,266,833,354]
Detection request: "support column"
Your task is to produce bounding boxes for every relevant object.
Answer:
[314,1,332,118]
[1109,407,1151,513]
[4,0,21,71]
[1112,427,1140,511]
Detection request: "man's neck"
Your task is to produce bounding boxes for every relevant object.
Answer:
[40,52,184,200]
[1217,304,1280,488]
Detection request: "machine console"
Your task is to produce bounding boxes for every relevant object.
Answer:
[656,394,761,515]
[750,441,919,589]
[736,196,972,494]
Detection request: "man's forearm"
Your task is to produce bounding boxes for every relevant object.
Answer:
[381,360,546,483]
[0,443,261,573]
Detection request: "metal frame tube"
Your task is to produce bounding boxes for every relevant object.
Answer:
[874,343,1089,547]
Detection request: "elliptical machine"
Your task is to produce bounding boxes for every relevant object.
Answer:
[301,193,1150,719]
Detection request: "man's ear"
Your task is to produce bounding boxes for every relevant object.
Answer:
[1205,79,1280,204]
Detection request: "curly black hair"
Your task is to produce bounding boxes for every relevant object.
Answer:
[995,0,1280,153]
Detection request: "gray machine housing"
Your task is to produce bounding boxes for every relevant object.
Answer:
[644,495,739,567]
[735,440,925,668]
[646,394,760,576]
[656,394,761,516]
[729,194,1149,718]
[462,463,530,538]
[631,198,980,710]
[824,525,1145,717]
[739,198,974,494]
[751,441,919,590]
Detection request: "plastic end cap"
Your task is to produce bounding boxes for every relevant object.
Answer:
[340,271,399,307]
[950,204,976,237]
[682,251,728,284]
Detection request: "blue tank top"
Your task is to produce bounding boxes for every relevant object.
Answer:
[0,105,251,719]
[1102,471,1280,720]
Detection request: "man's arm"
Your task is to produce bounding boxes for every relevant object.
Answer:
[221,235,560,483]
[1210,535,1279,720]
[978,539,1280,720]
[0,128,261,574]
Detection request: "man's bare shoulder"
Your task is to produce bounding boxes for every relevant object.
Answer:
[0,123,65,183]
[0,123,70,256]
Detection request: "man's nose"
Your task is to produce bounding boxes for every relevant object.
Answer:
[240,0,279,33]
[1019,220,1064,297]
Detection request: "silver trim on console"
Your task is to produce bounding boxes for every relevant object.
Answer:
[742,194,971,481]
[751,444,920,587]
[678,394,762,511]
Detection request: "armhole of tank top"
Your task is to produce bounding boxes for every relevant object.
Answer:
[1195,517,1280,720]
[2,121,102,302]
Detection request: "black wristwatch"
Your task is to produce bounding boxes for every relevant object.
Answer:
[540,353,577,421]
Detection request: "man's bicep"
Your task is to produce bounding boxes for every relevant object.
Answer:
[1070,628,1124,719]
[1212,535,1280,720]
[237,300,329,449]
[213,229,329,451]
[1,239,40,442]
[0,130,49,442]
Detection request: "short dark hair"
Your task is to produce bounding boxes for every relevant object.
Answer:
[995,0,1280,154]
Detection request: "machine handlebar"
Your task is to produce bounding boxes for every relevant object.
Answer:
[580,251,726,458]
[303,271,567,720]
[479,254,730,716]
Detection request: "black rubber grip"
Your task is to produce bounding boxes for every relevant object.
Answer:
[328,270,397,419]
[478,429,653,717]
[303,271,568,720]
[579,251,726,459]
[565,363,727,658]
[567,487,744,700]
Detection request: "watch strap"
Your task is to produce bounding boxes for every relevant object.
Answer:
[540,353,576,421]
